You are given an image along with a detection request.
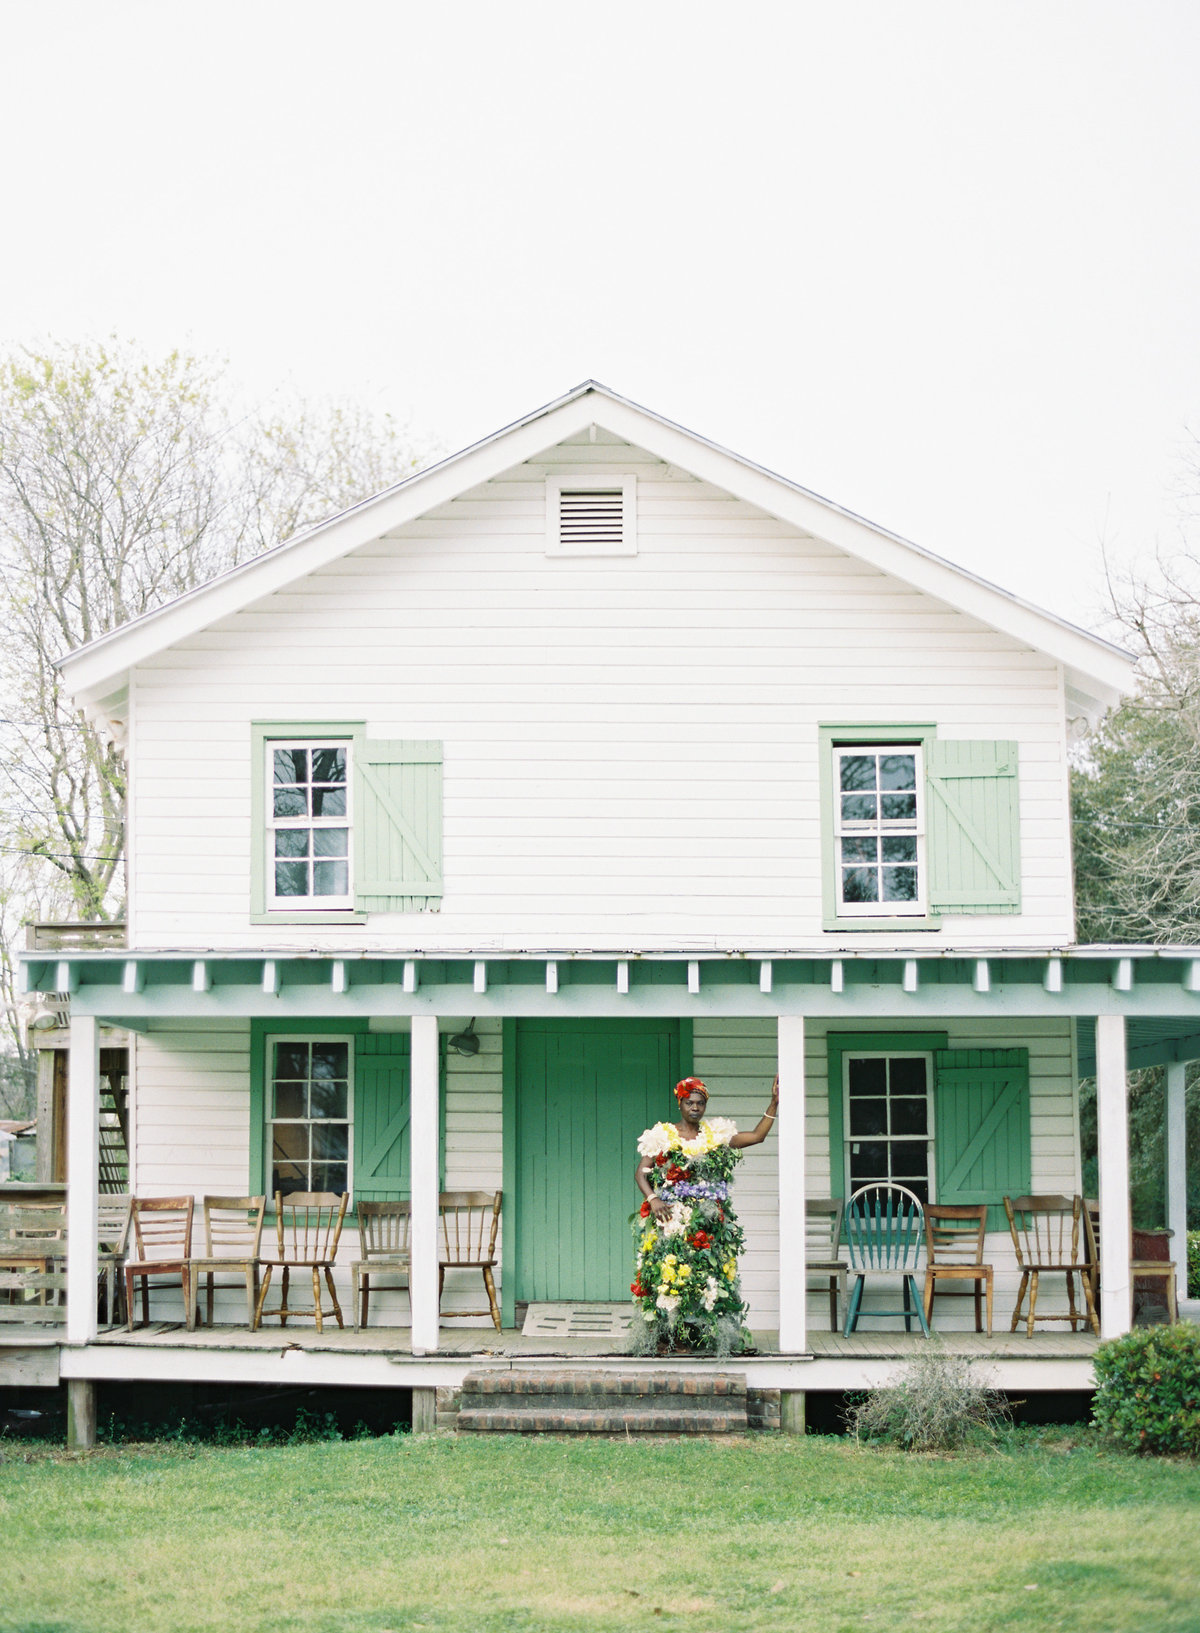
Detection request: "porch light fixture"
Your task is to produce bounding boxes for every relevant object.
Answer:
[447,1020,480,1056]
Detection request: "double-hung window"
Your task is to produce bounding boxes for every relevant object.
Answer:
[844,1050,933,1204]
[268,742,353,908]
[833,745,925,916]
[268,1036,352,1199]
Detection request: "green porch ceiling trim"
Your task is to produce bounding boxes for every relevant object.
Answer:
[824,1030,948,1202]
[818,722,938,933]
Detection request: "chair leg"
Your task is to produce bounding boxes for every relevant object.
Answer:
[141,1275,150,1327]
[244,1269,256,1329]
[909,1276,930,1338]
[253,1263,272,1330]
[922,1271,935,1328]
[973,1279,982,1334]
[844,1274,864,1336]
[902,1276,912,1332]
[207,1270,216,1328]
[1065,1270,1080,1331]
[280,1265,290,1326]
[984,1268,993,1338]
[312,1267,324,1334]
[323,1266,344,1329]
[1010,1270,1029,1333]
[483,1265,501,1331]
[185,1266,197,1332]
[828,1276,837,1333]
[1026,1269,1039,1338]
[1079,1269,1099,1337]
[360,1273,369,1331]
[125,1268,137,1332]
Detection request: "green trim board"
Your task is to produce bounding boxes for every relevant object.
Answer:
[825,1030,948,1201]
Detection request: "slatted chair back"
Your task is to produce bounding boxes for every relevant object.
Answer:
[844,1184,925,1273]
[805,1197,844,1263]
[357,1200,411,1261]
[97,1195,132,1255]
[272,1191,348,1264]
[925,1203,987,1267]
[130,1196,194,1262]
[202,1195,266,1259]
[1003,1193,1082,1269]
[0,1200,67,1256]
[438,1191,501,1266]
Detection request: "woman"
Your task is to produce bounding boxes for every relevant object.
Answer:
[630,1074,779,1354]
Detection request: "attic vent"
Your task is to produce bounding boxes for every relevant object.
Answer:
[546,473,637,556]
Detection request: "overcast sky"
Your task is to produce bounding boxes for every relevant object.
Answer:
[3,1,1199,631]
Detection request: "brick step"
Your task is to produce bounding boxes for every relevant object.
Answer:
[461,1368,746,1401]
[457,1406,745,1435]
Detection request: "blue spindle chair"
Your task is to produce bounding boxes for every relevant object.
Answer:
[843,1183,930,1337]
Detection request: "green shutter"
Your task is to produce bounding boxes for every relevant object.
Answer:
[926,739,1021,915]
[356,739,443,912]
[934,1047,1030,1230]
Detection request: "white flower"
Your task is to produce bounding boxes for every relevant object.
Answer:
[658,1202,689,1239]
[702,1276,720,1312]
[655,1293,680,1315]
[704,1117,738,1148]
[643,1309,657,1323]
[636,1122,675,1159]
[679,1134,707,1157]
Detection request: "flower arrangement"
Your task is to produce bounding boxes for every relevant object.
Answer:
[630,1118,751,1355]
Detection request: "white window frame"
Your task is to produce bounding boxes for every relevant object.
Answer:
[266,738,354,910]
[266,1034,355,1202]
[833,742,926,917]
[842,1050,935,1202]
[545,471,637,556]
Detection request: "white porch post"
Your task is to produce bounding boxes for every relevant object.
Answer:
[409,1014,441,1353]
[1095,1014,1132,1339]
[777,1014,807,1354]
[1165,1061,1188,1306]
[66,1014,100,1346]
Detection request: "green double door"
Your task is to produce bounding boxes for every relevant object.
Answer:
[512,1019,679,1302]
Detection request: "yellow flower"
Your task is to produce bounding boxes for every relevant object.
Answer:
[723,1258,736,1280]
[641,1231,656,1252]
[677,1264,691,1279]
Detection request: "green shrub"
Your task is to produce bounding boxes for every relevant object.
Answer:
[1092,1321,1200,1455]
[846,1348,1009,1452]
[1188,1230,1199,1300]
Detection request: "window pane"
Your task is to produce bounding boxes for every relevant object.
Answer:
[880,754,917,791]
[273,1080,306,1118]
[842,866,879,903]
[312,787,347,817]
[272,1122,309,1168]
[891,1144,929,1180]
[312,1043,349,1080]
[880,793,917,821]
[274,1042,309,1080]
[849,1098,887,1136]
[310,1079,349,1120]
[882,866,919,902]
[881,836,917,863]
[274,749,307,784]
[311,748,346,784]
[848,1058,887,1097]
[889,1058,927,1096]
[840,755,877,792]
[841,794,877,823]
[313,828,348,858]
[311,1163,348,1196]
[312,1123,349,1161]
[851,1141,888,1180]
[275,1170,310,1200]
[313,860,349,896]
[273,788,307,818]
[891,1098,928,1136]
[275,861,309,896]
[275,830,310,858]
[841,836,878,864]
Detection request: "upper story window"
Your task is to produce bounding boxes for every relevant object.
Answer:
[833,745,925,916]
[268,742,353,908]
[545,473,637,556]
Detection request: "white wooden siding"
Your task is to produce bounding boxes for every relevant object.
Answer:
[127,428,1074,951]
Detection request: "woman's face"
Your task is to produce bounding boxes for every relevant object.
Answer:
[681,1087,708,1121]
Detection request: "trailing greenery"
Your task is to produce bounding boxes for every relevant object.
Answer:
[1092,1321,1200,1456]
[846,1347,1010,1451]
[1,1434,1199,1631]
[1189,1229,1200,1299]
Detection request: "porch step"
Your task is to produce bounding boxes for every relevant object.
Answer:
[456,1368,748,1435]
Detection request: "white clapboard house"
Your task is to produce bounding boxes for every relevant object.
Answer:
[18,381,1196,1431]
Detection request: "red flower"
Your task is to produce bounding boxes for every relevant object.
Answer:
[639,1199,651,1218]
[690,1230,712,1250]
[654,1153,667,1167]
[666,1164,686,1183]
[631,1280,647,1298]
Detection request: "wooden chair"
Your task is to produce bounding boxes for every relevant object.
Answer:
[1003,1193,1098,1337]
[352,1200,411,1329]
[97,1194,132,1325]
[253,1191,348,1333]
[438,1190,502,1331]
[185,1195,266,1330]
[0,1200,67,1319]
[125,1196,195,1330]
[843,1183,929,1337]
[805,1198,847,1333]
[923,1203,993,1336]
[1082,1200,1178,1328]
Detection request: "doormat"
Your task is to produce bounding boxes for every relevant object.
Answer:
[521,1302,635,1338]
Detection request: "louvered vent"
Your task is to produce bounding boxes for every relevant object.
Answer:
[559,488,624,551]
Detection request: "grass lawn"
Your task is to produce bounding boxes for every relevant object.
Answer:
[0,1431,1197,1633]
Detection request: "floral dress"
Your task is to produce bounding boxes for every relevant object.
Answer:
[630,1117,751,1355]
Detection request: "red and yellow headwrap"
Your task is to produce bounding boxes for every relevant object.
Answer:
[674,1077,708,1104]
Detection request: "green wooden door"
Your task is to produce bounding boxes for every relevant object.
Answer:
[513,1019,678,1301]
[354,1032,414,1201]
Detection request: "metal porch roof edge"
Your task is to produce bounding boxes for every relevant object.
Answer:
[56,379,1135,723]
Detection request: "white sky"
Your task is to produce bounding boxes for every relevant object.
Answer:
[3,0,1199,631]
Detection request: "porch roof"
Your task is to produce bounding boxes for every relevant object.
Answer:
[19,945,1200,1063]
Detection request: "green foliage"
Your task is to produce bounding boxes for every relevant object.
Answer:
[845,1347,1010,1451]
[1189,1231,1200,1299]
[95,1404,384,1447]
[1079,1065,1200,1229]
[1092,1322,1200,1456]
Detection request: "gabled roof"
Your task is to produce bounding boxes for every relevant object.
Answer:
[60,380,1135,730]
